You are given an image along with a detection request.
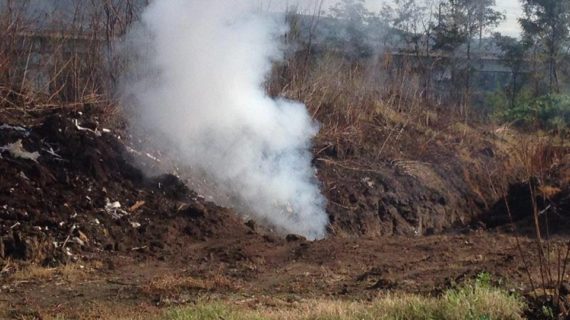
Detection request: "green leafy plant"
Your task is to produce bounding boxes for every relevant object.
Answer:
[498,94,570,132]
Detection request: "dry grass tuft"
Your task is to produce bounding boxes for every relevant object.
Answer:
[162,276,525,320]
[7,263,90,283]
[142,274,239,295]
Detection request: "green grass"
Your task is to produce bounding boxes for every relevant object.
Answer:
[163,274,526,320]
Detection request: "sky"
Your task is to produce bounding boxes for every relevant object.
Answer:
[289,0,523,37]
[1,0,524,37]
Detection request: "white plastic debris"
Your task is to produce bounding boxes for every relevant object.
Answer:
[107,201,122,210]
[104,199,129,220]
[145,152,161,162]
[362,177,375,188]
[0,140,40,162]
[130,221,142,229]
[19,172,30,181]
[73,119,101,136]
[125,146,161,163]
[72,237,85,246]
[0,124,28,133]
[43,146,64,160]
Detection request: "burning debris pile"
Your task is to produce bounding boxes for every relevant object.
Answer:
[122,0,328,240]
[0,111,252,265]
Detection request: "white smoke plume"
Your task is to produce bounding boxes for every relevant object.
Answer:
[123,0,328,240]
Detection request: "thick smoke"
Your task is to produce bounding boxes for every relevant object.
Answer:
[123,0,328,239]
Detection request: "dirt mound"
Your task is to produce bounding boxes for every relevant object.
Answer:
[0,108,531,265]
[0,112,251,264]
[316,140,516,237]
[482,154,570,234]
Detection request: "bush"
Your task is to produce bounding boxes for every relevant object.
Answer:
[497,94,570,132]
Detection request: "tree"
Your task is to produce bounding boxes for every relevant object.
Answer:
[431,0,503,110]
[381,0,441,102]
[381,0,435,54]
[329,0,374,59]
[494,33,529,109]
[520,0,570,94]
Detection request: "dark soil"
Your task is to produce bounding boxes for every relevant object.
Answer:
[0,111,250,265]
[0,108,569,319]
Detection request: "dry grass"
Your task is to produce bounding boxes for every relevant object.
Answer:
[141,274,240,295]
[15,275,525,320]
[6,262,91,283]
[162,278,525,320]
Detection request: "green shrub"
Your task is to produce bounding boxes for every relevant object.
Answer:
[497,94,570,132]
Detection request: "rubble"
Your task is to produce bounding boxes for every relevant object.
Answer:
[0,140,40,162]
[0,112,251,264]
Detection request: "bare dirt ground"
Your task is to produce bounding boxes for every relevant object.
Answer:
[0,232,558,319]
[0,108,569,319]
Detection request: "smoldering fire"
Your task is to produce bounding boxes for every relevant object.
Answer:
[122,0,328,239]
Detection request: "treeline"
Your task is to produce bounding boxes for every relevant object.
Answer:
[1,0,570,134]
[287,0,570,134]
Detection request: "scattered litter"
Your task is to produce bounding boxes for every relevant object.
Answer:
[145,152,161,162]
[19,172,30,181]
[130,221,142,229]
[102,128,112,133]
[0,124,28,134]
[10,222,20,229]
[0,140,40,162]
[128,201,145,213]
[107,200,121,210]
[362,177,375,188]
[104,199,130,220]
[125,146,161,163]
[72,237,85,246]
[42,146,64,161]
[73,119,101,136]
[78,230,89,244]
